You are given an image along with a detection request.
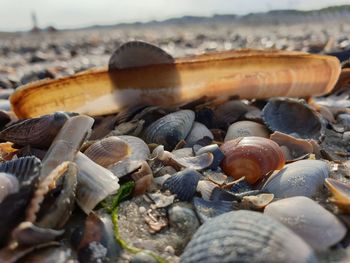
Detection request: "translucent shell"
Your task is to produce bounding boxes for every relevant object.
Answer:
[220,137,285,184]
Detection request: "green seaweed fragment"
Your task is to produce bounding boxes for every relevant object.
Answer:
[108,181,167,263]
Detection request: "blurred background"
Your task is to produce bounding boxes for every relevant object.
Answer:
[1,0,350,89]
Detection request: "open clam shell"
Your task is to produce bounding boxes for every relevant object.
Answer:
[10,48,340,118]
[181,210,317,263]
[262,98,325,140]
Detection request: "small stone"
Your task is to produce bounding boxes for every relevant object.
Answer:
[139,206,147,214]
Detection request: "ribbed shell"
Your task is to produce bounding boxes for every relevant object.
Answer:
[262,160,329,198]
[0,156,41,184]
[163,168,201,201]
[264,196,346,250]
[185,122,213,146]
[0,112,69,149]
[262,98,324,140]
[117,135,150,161]
[84,136,130,167]
[143,110,195,150]
[193,197,233,223]
[0,172,19,203]
[220,137,285,184]
[181,210,317,263]
[108,40,174,70]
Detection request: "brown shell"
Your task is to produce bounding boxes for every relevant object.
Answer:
[84,136,130,168]
[325,178,350,213]
[220,137,285,184]
[10,49,340,118]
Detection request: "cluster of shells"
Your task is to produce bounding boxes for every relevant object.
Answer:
[1,41,350,262]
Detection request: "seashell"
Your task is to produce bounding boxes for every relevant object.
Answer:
[185,122,213,146]
[40,115,94,180]
[147,192,175,208]
[262,160,329,198]
[0,156,41,184]
[193,197,234,223]
[108,159,144,179]
[214,100,257,128]
[83,136,130,168]
[229,177,253,193]
[220,137,285,184]
[117,135,150,161]
[163,168,201,201]
[108,40,174,70]
[10,49,340,118]
[0,110,11,130]
[0,112,69,149]
[196,180,240,202]
[181,210,317,263]
[26,161,77,229]
[270,131,313,162]
[172,147,194,158]
[0,142,17,161]
[143,110,195,150]
[0,172,19,203]
[224,120,269,141]
[75,152,119,214]
[325,178,350,213]
[90,114,119,140]
[264,196,347,250]
[16,145,47,160]
[202,170,227,186]
[12,221,64,246]
[131,161,153,196]
[262,98,325,140]
[195,144,224,170]
[75,212,121,262]
[241,193,274,210]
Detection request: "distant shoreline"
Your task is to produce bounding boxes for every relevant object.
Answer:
[1,4,350,33]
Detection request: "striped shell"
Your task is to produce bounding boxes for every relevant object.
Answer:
[220,137,285,184]
[181,210,317,263]
[84,136,130,168]
[163,168,201,201]
[143,110,195,150]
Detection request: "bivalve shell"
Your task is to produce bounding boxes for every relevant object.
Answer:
[262,160,329,198]
[264,196,347,250]
[181,210,317,263]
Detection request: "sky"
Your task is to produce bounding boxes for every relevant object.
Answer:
[0,0,350,31]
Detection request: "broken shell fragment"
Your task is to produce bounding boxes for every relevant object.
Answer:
[26,161,77,229]
[263,160,329,198]
[10,49,341,118]
[270,131,314,162]
[241,193,274,210]
[75,152,119,214]
[83,136,130,167]
[262,98,325,140]
[325,178,350,213]
[181,210,317,263]
[220,137,285,184]
[264,196,347,250]
[224,120,270,141]
[143,110,195,150]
